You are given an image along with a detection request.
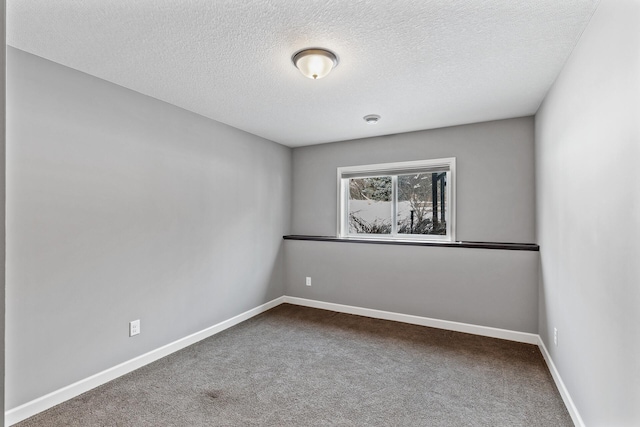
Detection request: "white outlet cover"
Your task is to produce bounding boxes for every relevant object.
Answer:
[129,319,140,337]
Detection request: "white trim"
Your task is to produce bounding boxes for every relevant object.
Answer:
[283,297,581,425]
[336,165,347,238]
[391,174,398,235]
[6,295,583,427]
[448,157,457,241]
[5,296,285,426]
[337,157,457,242]
[338,158,456,176]
[537,337,585,427]
[282,296,538,344]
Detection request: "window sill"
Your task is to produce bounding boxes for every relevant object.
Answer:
[283,235,539,251]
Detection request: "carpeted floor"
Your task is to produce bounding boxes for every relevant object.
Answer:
[15,304,573,426]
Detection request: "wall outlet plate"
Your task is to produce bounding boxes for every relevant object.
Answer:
[306,277,312,286]
[130,319,140,337]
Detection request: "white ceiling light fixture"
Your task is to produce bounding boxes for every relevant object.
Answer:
[292,48,339,80]
[364,114,381,124]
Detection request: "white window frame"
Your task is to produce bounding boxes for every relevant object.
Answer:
[337,158,456,242]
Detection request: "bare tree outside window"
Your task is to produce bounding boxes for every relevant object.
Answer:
[348,177,392,234]
[397,172,447,235]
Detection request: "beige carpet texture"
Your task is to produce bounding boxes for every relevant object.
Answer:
[15,304,572,426]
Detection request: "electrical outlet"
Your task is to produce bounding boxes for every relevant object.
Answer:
[306,277,312,286]
[553,327,558,346]
[130,319,140,337]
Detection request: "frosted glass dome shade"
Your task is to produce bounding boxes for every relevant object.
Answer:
[293,49,338,80]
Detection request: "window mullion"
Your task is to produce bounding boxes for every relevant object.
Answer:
[340,178,346,236]
[391,175,398,236]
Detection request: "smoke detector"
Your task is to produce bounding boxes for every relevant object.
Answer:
[363,114,381,124]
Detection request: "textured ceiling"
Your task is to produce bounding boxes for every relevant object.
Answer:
[8,0,599,147]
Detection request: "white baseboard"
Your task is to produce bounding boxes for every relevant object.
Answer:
[6,295,583,427]
[282,296,539,345]
[5,296,285,426]
[284,297,583,425]
[537,337,584,427]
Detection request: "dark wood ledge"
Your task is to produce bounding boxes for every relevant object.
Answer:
[283,235,539,251]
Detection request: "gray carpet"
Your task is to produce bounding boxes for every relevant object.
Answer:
[16,304,573,426]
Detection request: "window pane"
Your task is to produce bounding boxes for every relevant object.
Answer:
[397,172,447,235]
[348,177,392,234]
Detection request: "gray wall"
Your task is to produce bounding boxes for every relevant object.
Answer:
[535,0,640,425]
[286,117,539,333]
[5,47,291,410]
[1,1,6,425]
[285,240,539,332]
[292,117,536,243]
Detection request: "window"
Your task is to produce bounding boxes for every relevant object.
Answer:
[337,158,456,242]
